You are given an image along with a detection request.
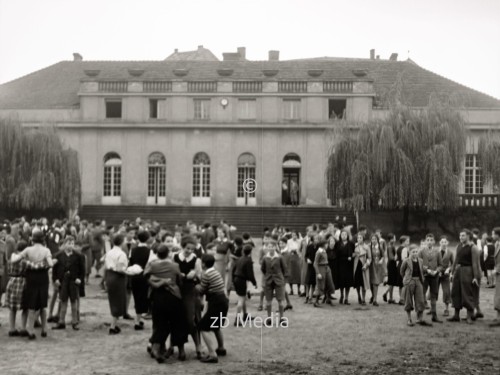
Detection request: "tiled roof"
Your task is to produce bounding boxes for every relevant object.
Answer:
[165,47,219,61]
[0,58,499,109]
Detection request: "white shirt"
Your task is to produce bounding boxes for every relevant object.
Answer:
[105,246,128,272]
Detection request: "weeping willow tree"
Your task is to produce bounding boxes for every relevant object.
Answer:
[478,133,500,193]
[0,118,81,215]
[326,82,468,231]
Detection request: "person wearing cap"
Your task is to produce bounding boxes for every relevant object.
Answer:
[11,230,53,339]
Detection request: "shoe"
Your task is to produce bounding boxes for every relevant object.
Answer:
[358,296,362,304]
[344,299,350,305]
[489,320,500,327]
[19,330,29,337]
[447,316,460,322]
[339,297,344,305]
[474,312,484,319]
[418,320,433,327]
[134,324,144,330]
[398,301,404,306]
[284,305,293,311]
[41,331,47,338]
[72,323,80,331]
[304,297,309,304]
[373,302,379,307]
[289,290,294,296]
[216,348,227,356]
[361,301,366,306]
[34,320,42,328]
[383,294,387,302]
[8,330,20,337]
[95,274,102,278]
[47,316,57,323]
[52,324,66,330]
[407,320,415,327]
[109,327,120,335]
[123,314,134,320]
[432,316,443,324]
[313,302,321,308]
[196,351,202,360]
[426,311,432,315]
[443,309,449,317]
[28,333,36,340]
[200,355,218,363]
[325,300,333,306]
[388,299,396,304]
[369,297,373,304]
[257,305,263,311]
[178,349,186,361]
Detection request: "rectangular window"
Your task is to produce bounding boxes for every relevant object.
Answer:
[105,100,122,119]
[329,99,347,119]
[238,99,256,120]
[464,154,483,194]
[149,99,166,119]
[103,167,112,196]
[113,167,121,196]
[194,99,210,120]
[283,99,301,120]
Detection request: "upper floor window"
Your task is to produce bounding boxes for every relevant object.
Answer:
[283,99,301,121]
[238,99,256,120]
[465,154,483,194]
[194,99,211,120]
[149,99,165,119]
[105,99,122,119]
[329,99,346,120]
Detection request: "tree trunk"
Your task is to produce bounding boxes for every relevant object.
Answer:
[402,205,410,233]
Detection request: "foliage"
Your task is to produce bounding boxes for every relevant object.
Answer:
[326,79,468,213]
[478,133,500,192]
[0,118,81,213]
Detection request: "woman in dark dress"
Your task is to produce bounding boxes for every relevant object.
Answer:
[383,233,398,304]
[171,236,202,360]
[325,234,337,295]
[304,234,319,303]
[335,230,354,305]
[396,235,409,305]
[129,230,152,330]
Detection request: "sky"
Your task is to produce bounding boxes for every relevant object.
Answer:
[1,0,499,99]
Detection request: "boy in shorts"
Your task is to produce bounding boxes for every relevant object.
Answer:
[261,240,288,324]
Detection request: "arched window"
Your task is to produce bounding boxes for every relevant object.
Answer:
[192,152,210,204]
[282,153,301,206]
[103,152,121,203]
[147,152,166,205]
[237,153,256,205]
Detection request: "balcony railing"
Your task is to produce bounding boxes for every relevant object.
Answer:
[459,194,500,208]
[278,81,307,93]
[187,81,217,93]
[233,81,263,93]
[98,81,128,92]
[323,81,353,93]
[143,81,172,93]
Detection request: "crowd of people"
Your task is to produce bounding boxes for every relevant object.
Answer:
[0,216,499,365]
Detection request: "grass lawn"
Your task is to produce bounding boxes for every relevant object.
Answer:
[0,240,498,375]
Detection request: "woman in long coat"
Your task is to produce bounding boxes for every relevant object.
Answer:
[369,234,386,306]
[353,234,371,305]
[286,232,302,295]
[335,230,354,305]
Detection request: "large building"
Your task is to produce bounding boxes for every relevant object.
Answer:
[1,46,500,213]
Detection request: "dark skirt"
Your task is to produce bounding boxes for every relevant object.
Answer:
[387,260,400,287]
[105,270,127,318]
[131,275,150,314]
[336,258,353,288]
[233,276,248,297]
[485,256,495,271]
[353,262,364,288]
[287,252,302,284]
[451,266,478,311]
[22,269,49,311]
[304,263,316,286]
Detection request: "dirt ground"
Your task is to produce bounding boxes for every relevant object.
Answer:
[0,245,499,375]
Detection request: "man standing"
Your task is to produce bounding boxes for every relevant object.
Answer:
[448,229,481,324]
[490,227,500,327]
[438,236,454,317]
[419,234,443,323]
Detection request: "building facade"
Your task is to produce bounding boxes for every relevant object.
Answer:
[1,47,499,209]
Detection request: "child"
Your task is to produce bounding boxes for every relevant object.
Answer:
[5,241,29,336]
[196,254,229,363]
[313,239,335,307]
[400,244,432,326]
[419,233,443,323]
[277,238,293,311]
[52,236,85,330]
[261,240,288,323]
[438,236,454,316]
[395,236,410,305]
[484,236,496,288]
[232,245,257,326]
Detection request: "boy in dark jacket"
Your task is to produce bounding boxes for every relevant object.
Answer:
[261,240,288,323]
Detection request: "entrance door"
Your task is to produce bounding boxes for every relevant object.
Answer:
[147,152,166,205]
[236,153,257,206]
[282,153,301,206]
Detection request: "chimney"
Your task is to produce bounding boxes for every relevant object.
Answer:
[198,45,204,50]
[73,53,83,61]
[389,53,398,61]
[237,47,246,60]
[370,49,375,60]
[268,50,280,61]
